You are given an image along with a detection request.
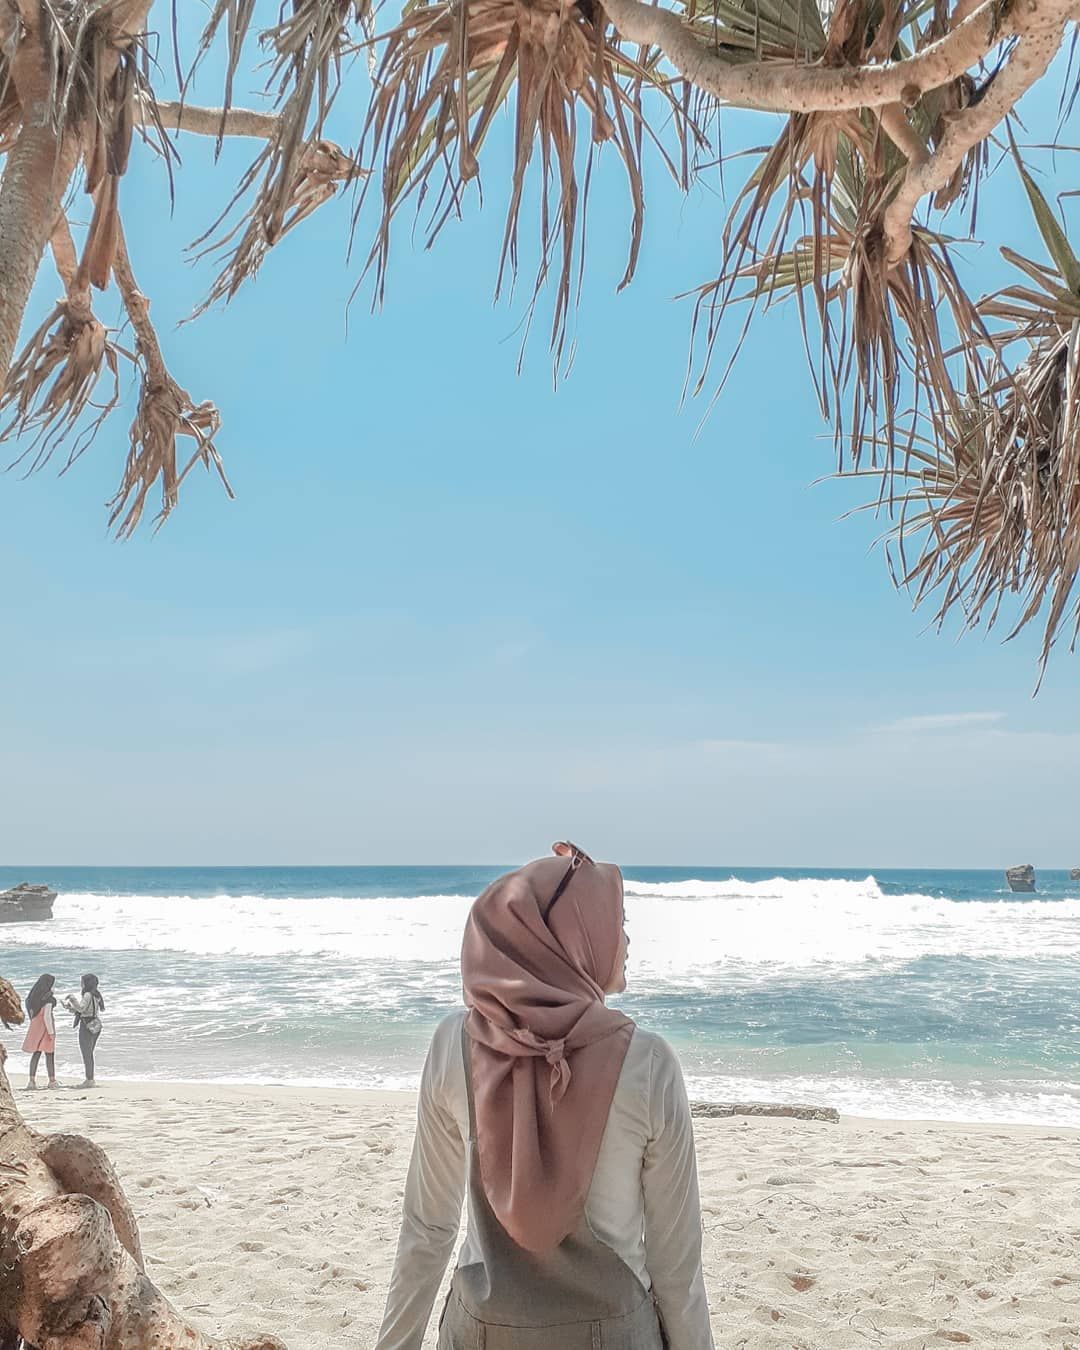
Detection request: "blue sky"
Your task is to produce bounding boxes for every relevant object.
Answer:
[1,27,1078,866]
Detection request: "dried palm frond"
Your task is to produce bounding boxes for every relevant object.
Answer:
[190,1,367,307]
[109,378,230,538]
[885,332,1080,676]
[40,5,151,290]
[0,1,176,297]
[689,109,881,422]
[1,295,123,475]
[684,0,1007,457]
[681,0,827,61]
[836,217,989,475]
[878,162,1080,675]
[690,0,923,289]
[193,138,361,312]
[694,138,992,478]
[358,0,703,362]
[684,0,933,452]
[110,231,233,538]
[718,106,879,286]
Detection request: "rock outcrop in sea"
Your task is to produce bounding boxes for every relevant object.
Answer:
[0,883,56,922]
[1005,865,1037,893]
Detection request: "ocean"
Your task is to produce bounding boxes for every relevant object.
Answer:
[1,865,1077,1125]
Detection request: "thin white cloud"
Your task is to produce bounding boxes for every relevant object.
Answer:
[873,711,1005,734]
[493,637,541,667]
[699,738,790,755]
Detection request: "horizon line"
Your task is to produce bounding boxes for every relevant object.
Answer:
[2,861,1073,872]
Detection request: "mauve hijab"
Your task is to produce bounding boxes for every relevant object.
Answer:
[461,847,634,1253]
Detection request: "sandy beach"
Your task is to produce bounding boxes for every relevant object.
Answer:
[14,1081,1080,1349]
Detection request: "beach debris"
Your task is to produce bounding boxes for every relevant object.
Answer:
[0,882,56,923]
[0,982,287,1350]
[691,1101,840,1124]
[1005,865,1037,893]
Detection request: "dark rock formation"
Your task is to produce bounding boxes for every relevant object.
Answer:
[1070,868,1080,881]
[1005,865,1037,893]
[0,882,56,922]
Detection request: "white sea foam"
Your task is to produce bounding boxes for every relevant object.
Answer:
[3,878,1079,968]
[4,877,1076,1125]
[1,891,476,959]
[624,876,1080,969]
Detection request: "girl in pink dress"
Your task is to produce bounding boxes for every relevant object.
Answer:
[22,973,58,1088]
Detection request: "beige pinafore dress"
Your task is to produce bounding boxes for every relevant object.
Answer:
[438,1027,666,1350]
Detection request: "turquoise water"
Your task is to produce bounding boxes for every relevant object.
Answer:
[1,865,1077,1123]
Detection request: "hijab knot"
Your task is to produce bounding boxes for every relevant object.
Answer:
[507,1026,572,1102]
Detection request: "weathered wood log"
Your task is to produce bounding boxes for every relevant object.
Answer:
[0,977,286,1350]
[691,1101,840,1123]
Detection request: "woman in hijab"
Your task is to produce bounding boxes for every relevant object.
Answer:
[374,844,714,1350]
[22,974,58,1089]
[63,973,105,1088]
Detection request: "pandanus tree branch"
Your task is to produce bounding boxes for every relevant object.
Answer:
[601,0,1038,112]
[2,0,1080,672]
[0,1,364,526]
[883,0,1080,260]
[876,103,931,166]
[149,101,283,140]
[600,0,1079,268]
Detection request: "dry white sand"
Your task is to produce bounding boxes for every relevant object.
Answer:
[17,1081,1080,1349]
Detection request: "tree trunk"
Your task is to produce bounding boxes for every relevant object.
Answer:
[0,27,80,398]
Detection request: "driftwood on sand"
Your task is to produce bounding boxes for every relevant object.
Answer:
[692,1101,841,1124]
[0,977,286,1350]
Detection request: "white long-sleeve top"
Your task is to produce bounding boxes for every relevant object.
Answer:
[64,992,101,1022]
[375,1011,715,1350]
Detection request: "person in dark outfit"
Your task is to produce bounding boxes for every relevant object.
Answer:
[63,973,105,1088]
